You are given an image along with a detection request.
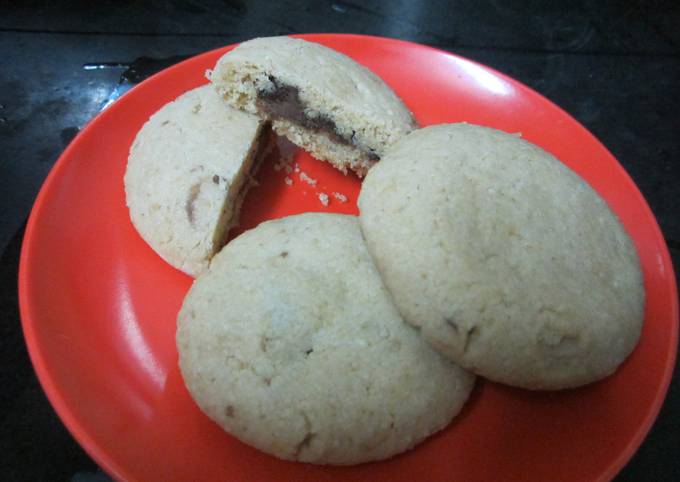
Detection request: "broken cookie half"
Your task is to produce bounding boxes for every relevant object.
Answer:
[125,85,271,277]
[209,36,417,177]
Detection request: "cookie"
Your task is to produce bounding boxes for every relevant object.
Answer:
[209,36,416,176]
[358,123,644,390]
[124,85,270,277]
[177,213,474,465]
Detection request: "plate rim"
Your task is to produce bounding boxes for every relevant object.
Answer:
[18,33,679,482]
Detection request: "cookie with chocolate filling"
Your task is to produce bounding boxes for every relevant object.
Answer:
[125,85,271,277]
[209,36,416,176]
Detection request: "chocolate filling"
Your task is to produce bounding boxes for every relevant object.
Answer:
[185,183,201,225]
[255,76,379,161]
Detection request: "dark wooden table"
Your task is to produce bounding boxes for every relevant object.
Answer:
[1,1,678,480]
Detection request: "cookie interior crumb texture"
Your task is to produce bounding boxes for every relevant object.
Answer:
[124,85,270,277]
[177,213,474,465]
[209,36,417,176]
[358,123,645,390]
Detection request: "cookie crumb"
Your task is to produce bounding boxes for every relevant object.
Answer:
[281,153,294,164]
[332,192,348,203]
[284,176,293,186]
[318,192,329,206]
[273,154,294,172]
[300,172,317,186]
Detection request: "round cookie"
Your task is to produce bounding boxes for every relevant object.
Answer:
[209,36,417,176]
[125,85,269,277]
[358,123,644,390]
[177,213,474,465]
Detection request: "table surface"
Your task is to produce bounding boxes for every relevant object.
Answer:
[1,1,678,480]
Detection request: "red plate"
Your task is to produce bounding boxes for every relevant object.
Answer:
[19,34,678,481]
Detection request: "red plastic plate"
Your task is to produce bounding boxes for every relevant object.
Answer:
[19,34,678,482]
